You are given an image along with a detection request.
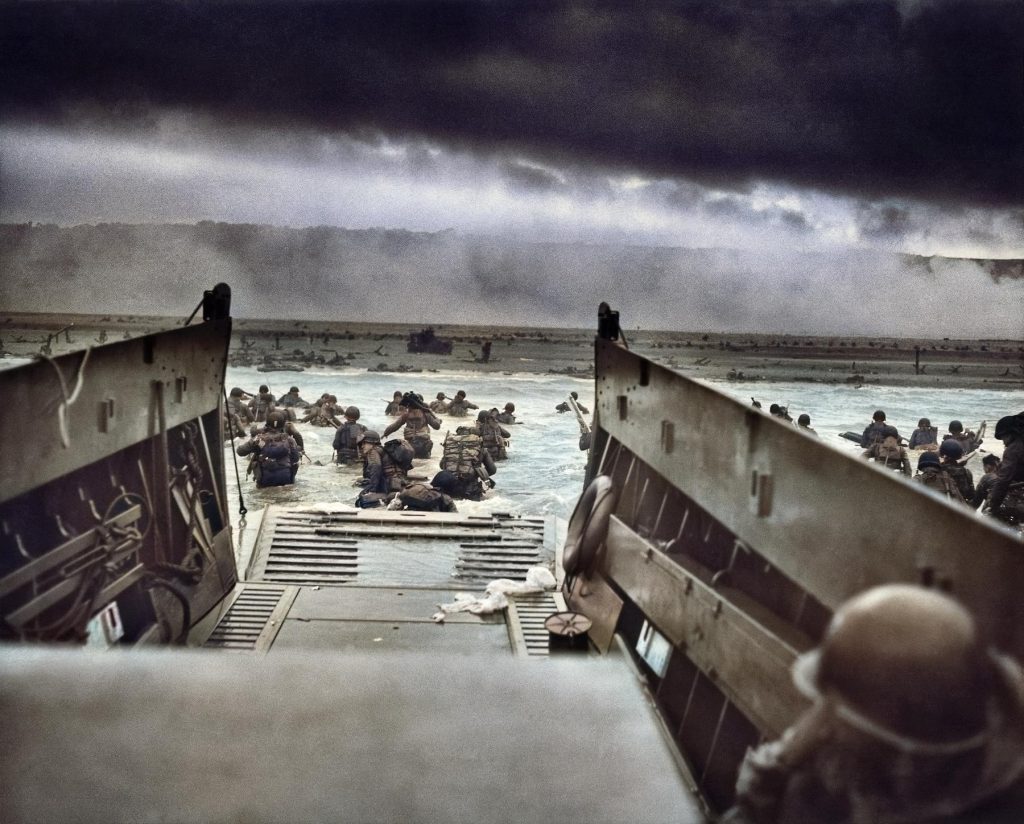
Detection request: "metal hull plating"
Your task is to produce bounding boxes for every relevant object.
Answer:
[568,332,1023,811]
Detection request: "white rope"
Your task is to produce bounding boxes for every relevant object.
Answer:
[40,347,92,449]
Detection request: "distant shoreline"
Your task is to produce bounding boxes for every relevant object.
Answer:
[2,312,1021,391]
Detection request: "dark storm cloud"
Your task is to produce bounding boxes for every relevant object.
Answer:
[498,161,566,193]
[857,204,913,237]
[1,1,1021,207]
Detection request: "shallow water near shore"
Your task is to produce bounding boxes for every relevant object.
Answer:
[224,364,1022,572]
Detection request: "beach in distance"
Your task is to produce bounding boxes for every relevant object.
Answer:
[2,312,1022,391]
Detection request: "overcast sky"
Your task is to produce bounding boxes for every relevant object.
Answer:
[1,1,1022,331]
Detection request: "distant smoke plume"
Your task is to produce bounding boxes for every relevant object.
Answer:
[1,223,1020,338]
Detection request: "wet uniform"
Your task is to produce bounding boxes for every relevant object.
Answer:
[236,431,300,487]
[943,463,975,503]
[915,467,965,503]
[399,482,457,513]
[333,421,366,464]
[908,427,938,449]
[383,407,441,459]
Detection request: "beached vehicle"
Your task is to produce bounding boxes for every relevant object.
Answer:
[407,326,453,354]
[2,287,1021,821]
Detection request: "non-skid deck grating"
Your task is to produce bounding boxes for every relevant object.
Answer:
[261,514,359,584]
[204,586,287,651]
[508,591,565,657]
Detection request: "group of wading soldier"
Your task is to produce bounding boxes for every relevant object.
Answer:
[349,388,518,509]
[233,382,523,508]
[853,408,1024,523]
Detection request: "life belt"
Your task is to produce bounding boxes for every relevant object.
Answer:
[563,475,618,578]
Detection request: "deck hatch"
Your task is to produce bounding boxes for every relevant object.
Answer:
[507,591,568,657]
[203,585,290,651]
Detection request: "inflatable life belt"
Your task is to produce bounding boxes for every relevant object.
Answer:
[563,475,618,578]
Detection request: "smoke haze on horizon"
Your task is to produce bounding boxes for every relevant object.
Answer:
[0,2,1022,333]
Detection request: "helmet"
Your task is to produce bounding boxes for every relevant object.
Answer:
[455,390,466,398]
[431,471,458,493]
[357,430,381,445]
[873,409,886,421]
[504,402,515,411]
[982,454,1000,468]
[570,391,579,399]
[948,420,964,434]
[436,392,447,400]
[918,417,931,428]
[881,425,900,439]
[994,414,1024,440]
[289,386,300,394]
[917,451,940,469]
[266,411,287,430]
[769,404,780,414]
[798,414,810,426]
[393,391,403,399]
[328,395,337,403]
[793,585,991,749]
[344,406,360,420]
[477,410,490,422]
[229,387,244,397]
[259,384,269,393]
[939,439,964,460]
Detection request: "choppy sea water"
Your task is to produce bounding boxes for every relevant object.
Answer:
[223,365,1023,570]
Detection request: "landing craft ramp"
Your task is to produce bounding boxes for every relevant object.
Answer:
[196,505,567,657]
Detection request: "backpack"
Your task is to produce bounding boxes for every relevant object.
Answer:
[399,482,443,511]
[442,433,483,480]
[916,467,964,502]
[259,434,293,466]
[875,435,903,467]
[383,439,415,472]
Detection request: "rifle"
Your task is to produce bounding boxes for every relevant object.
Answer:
[567,395,590,436]
[476,465,495,489]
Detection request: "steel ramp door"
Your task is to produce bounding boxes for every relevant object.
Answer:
[204,504,565,656]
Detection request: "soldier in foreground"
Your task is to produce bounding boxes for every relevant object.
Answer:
[945,419,983,454]
[382,392,441,458]
[796,414,816,436]
[277,386,311,410]
[862,425,911,476]
[555,391,589,414]
[860,409,890,449]
[939,439,974,503]
[248,384,276,423]
[236,411,301,488]
[354,430,389,507]
[397,472,459,513]
[914,451,964,502]
[972,454,1001,509]
[332,406,366,465]
[440,429,496,500]
[429,392,449,414]
[447,389,478,417]
[384,391,403,416]
[724,585,1024,823]
[987,413,1024,524]
[471,409,510,461]
[908,417,938,450]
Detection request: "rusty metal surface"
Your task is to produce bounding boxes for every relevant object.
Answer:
[0,319,231,504]
[594,337,1024,656]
